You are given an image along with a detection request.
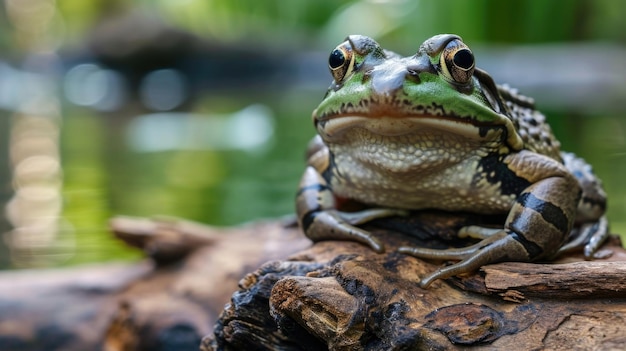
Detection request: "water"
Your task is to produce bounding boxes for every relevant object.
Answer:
[31,88,307,266]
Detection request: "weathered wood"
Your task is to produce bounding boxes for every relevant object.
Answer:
[481,260,626,299]
[203,225,626,351]
[1,215,625,351]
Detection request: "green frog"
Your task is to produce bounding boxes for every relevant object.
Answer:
[296,34,609,288]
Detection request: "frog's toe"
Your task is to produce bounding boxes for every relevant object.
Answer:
[417,252,501,288]
[401,231,532,288]
[458,225,502,240]
[557,216,609,259]
[418,262,473,289]
[398,231,507,260]
[582,216,609,259]
[351,227,385,253]
[398,245,477,261]
[340,208,409,226]
[304,209,386,253]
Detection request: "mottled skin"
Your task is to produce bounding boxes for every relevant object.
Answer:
[296,34,609,288]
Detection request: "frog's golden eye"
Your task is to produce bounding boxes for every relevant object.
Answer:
[440,39,475,85]
[328,41,355,83]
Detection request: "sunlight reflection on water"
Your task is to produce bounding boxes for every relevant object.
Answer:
[64,64,192,112]
[64,63,127,111]
[126,104,275,152]
[4,95,74,268]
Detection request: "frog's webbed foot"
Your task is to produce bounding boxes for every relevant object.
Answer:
[304,208,408,253]
[399,229,530,288]
[557,215,610,259]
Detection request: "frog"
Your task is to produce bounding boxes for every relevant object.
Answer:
[295,34,609,288]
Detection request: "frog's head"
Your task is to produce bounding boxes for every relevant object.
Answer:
[313,34,523,151]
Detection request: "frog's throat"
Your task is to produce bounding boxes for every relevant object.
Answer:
[318,115,504,141]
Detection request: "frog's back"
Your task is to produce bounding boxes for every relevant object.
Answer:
[498,84,562,161]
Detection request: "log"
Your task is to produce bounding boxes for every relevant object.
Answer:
[202,220,626,351]
[0,215,625,350]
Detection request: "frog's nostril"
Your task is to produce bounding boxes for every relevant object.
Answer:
[371,66,407,97]
[406,69,421,83]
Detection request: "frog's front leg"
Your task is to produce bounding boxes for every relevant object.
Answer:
[400,151,580,288]
[296,166,406,253]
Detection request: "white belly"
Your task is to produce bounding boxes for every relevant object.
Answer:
[329,140,517,214]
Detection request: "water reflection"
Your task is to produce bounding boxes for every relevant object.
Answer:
[140,69,188,111]
[64,65,193,112]
[0,62,56,113]
[64,63,127,111]
[127,105,274,152]
[4,97,73,268]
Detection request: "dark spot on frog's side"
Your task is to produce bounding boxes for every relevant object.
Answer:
[411,104,427,114]
[321,150,337,184]
[543,137,552,146]
[477,124,508,139]
[524,116,538,126]
[476,153,531,196]
[478,125,491,138]
[430,102,446,115]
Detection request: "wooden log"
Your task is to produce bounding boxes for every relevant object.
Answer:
[0,215,625,350]
[202,224,626,351]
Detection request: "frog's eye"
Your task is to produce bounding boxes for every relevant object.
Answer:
[440,39,475,85]
[328,41,355,83]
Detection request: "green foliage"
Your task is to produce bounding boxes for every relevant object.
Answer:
[51,0,626,49]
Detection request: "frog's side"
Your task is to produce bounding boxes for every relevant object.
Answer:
[296,34,609,288]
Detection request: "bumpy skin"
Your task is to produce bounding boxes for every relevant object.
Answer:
[296,34,609,288]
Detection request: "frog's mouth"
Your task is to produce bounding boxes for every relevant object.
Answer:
[317,115,494,141]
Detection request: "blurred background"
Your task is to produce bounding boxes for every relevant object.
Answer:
[0,0,624,269]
